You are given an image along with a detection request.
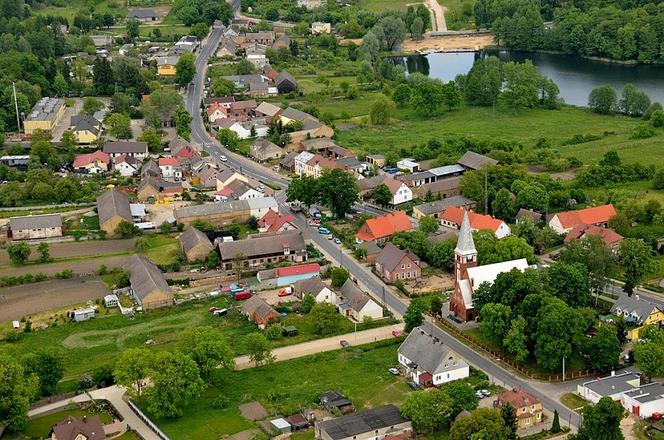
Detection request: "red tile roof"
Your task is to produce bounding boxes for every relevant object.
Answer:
[174,146,200,158]
[72,151,110,168]
[158,157,178,166]
[275,263,321,277]
[564,224,623,247]
[554,204,617,230]
[496,389,541,409]
[355,211,413,242]
[258,209,296,232]
[440,207,505,233]
[207,102,227,117]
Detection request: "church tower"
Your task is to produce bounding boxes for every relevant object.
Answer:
[450,211,478,319]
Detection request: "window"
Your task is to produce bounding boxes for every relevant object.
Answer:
[401,264,405,269]
[522,408,526,413]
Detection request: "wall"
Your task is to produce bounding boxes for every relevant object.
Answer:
[12,226,62,240]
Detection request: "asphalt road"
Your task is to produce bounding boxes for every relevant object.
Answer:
[187,28,582,428]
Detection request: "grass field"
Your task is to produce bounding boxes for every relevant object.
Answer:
[559,392,590,411]
[6,408,113,440]
[0,296,394,388]
[147,340,411,440]
[0,205,91,219]
[358,0,417,11]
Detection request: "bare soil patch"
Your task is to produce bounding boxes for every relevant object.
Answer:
[403,34,494,52]
[239,402,268,421]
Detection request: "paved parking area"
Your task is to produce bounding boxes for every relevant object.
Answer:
[0,276,109,323]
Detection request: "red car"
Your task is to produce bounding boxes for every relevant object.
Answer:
[652,413,662,420]
[234,291,252,301]
[392,330,402,337]
[208,306,218,313]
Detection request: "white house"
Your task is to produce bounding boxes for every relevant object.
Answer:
[398,327,470,387]
[622,382,664,418]
[207,102,227,123]
[311,21,331,34]
[337,279,382,321]
[158,157,182,181]
[216,119,269,140]
[294,151,315,177]
[396,158,420,173]
[294,277,337,305]
[113,156,138,177]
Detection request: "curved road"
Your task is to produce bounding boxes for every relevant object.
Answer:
[185,29,581,429]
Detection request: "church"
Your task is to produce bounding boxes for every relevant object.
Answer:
[450,212,529,321]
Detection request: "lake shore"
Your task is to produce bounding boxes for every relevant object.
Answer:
[402,33,495,53]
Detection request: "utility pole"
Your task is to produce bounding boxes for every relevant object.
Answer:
[562,356,566,382]
[12,82,21,133]
[484,167,488,214]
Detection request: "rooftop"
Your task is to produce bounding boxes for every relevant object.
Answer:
[9,213,62,231]
[26,97,64,122]
[317,405,409,440]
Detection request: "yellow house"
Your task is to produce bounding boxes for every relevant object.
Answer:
[495,390,543,430]
[156,56,179,76]
[69,114,101,144]
[611,295,664,340]
[23,97,66,136]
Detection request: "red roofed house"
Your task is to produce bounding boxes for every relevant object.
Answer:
[494,389,543,430]
[72,151,110,173]
[158,156,182,181]
[440,207,511,239]
[564,224,623,250]
[548,204,617,234]
[214,187,234,201]
[207,102,227,123]
[355,211,413,244]
[174,145,200,159]
[258,209,297,233]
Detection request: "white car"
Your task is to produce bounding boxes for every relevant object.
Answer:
[388,368,399,375]
[219,155,228,162]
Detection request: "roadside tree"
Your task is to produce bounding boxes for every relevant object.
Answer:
[0,353,36,432]
[7,243,31,265]
[113,348,154,398]
[245,332,274,367]
[145,351,205,418]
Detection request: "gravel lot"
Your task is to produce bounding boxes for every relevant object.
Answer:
[0,277,109,323]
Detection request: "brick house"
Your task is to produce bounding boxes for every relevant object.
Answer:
[375,243,421,283]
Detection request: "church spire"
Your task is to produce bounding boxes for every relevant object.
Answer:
[455,211,476,255]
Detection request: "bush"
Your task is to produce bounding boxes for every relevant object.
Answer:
[212,395,230,409]
[650,110,664,128]
[4,330,21,342]
[630,124,656,139]
[265,324,283,341]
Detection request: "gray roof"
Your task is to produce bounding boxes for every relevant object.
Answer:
[414,177,461,196]
[251,138,281,158]
[376,243,419,273]
[250,81,269,91]
[255,102,282,117]
[281,107,312,122]
[276,70,296,86]
[429,164,466,177]
[339,279,371,312]
[456,151,498,170]
[624,382,664,403]
[280,151,298,168]
[241,295,277,319]
[582,371,642,396]
[156,56,180,66]
[336,156,362,169]
[128,8,158,18]
[96,188,132,226]
[175,200,250,219]
[227,179,255,197]
[218,231,305,260]
[26,97,64,122]
[103,141,148,154]
[125,255,172,301]
[180,227,213,253]
[318,405,409,440]
[398,327,468,375]
[294,277,327,297]
[9,213,62,231]
[301,137,336,151]
[141,160,161,177]
[516,208,543,223]
[610,295,664,324]
[415,196,474,216]
[70,114,100,135]
[455,211,476,254]
[355,240,381,256]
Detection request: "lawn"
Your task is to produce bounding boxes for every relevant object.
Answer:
[559,392,590,411]
[142,234,181,265]
[145,339,411,440]
[0,296,395,388]
[358,0,418,11]
[0,205,91,219]
[33,0,127,22]
[7,407,113,440]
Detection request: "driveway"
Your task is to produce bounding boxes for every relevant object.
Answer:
[0,277,109,323]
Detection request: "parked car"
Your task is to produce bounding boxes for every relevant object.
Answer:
[408,382,420,389]
[219,155,228,162]
[278,287,292,297]
[388,368,399,375]
[475,390,484,399]
[213,308,228,317]
[327,234,333,240]
[480,389,491,397]
[392,330,402,337]
[334,238,341,244]
[340,340,349,348]
[318,226,330,234]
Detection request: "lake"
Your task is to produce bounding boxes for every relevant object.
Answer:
[394,51,664,107]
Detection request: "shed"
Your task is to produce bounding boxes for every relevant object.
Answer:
[72,307,95,322]
[271,418,291,434]
[283,325,298,336]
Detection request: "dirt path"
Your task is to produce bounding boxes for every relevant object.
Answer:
[0,277,109,323]
[403,34,494,52]
[426,0,447,32]
[234,324,403,369]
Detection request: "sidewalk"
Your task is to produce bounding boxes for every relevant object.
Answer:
[235,324,402,369]
[28,386,162,440]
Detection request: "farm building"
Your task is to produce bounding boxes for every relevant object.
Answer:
[96,188,133,236]
[125,256,174,311]
[8,214,62,240]
[180,227,214,262]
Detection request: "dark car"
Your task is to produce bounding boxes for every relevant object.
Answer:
[340,340,349,348]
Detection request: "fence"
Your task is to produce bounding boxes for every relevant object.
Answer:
[436,317,600,382]
[127,398,171,440]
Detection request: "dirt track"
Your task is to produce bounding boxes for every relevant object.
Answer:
[403,34,494,52]
[0,277,109,323]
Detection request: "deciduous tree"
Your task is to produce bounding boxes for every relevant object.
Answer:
[7,243,31,265]
[177,326,234,379]
[23,348,64,396]
[0,353,36,432]
[576,397,624,440]
[310,303,342,335]
[400,388,453,432]
[404,297,428,332]
[113,348,154,398]
[245,332,274,366]
[419,215,439,233]
[620,238,655,295]
[145,351,205,418]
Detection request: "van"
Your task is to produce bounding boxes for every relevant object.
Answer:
[234,291,252,300]
[213,308,228,317]
[318,227,330,234]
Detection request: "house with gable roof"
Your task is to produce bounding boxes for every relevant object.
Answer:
[440,207,511,239]
[180,227,214,262]
[294,277,337,304]
[50,415,104,440]
[375,243,421,283]
[548,204,617,234]
[337,279,382,321]
[207,101,228,123]
[494,390,543,429]
[358,175,413,205]
[126,255,174,310]
[398,327,469,387]
[72,151,110,173]
[258,209,297,233]
[355,211,413,243]
[611,294,664,340]
[564,224,623,250]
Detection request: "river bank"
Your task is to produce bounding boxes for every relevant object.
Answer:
[402,33,494,53]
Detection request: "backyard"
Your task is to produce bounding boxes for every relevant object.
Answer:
[0,296,396,391]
